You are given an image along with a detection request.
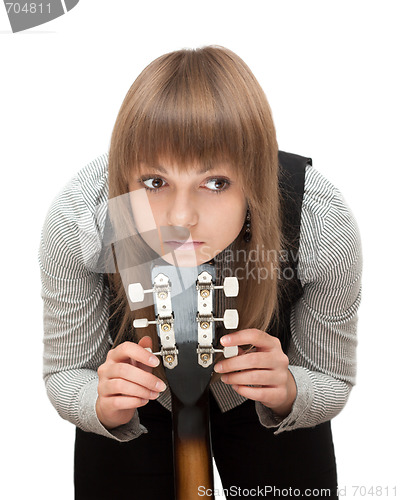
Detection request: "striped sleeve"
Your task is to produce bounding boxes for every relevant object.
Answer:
[39,155,147,442]
[256,165,362,434]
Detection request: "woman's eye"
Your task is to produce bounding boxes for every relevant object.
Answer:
[142,177,166,190]
[204,178,230,192]
[139,176,230,193]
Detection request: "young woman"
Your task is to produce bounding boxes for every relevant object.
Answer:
[39,46,362,499]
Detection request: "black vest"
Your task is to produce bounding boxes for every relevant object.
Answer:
[270,150,312,352]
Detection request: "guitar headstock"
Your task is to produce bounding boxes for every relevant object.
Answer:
[129,264,239,406]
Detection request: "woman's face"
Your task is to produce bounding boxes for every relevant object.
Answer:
[128,160,247,266]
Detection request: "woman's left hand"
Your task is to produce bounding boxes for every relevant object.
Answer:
[214,329,297,418]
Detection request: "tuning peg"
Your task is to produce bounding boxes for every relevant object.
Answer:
[133,318,158,328]
[145,347,163,356]
[223,309,239,329]
[214,309,239,329]
[223,277,239,297]
[214,277,239,297]
[128,283,154,303]
[213,345,239,358]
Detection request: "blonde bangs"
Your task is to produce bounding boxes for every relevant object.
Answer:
[109,47,276,196]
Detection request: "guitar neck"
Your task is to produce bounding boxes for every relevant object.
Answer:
[171,389,215,500]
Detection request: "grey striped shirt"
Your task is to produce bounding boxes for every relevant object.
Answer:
[39,154,362,442]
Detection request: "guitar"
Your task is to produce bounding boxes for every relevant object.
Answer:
[129,263,239,499]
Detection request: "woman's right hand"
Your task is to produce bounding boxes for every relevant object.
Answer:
[96,336,167,430]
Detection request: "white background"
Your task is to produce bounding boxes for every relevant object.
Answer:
[1,1,399,498]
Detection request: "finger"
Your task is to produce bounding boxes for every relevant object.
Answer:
[101,378,161,401]
[220,369,284,387]
[137,336,159,373]
[214,352,274,374]
[105,363,167,393]
[107,340,160,368]
[103,395,150,412]
[220,330,281,351]
[230,385,286,408]
[138,336,153,350]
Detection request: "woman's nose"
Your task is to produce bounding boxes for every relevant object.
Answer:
[166,193,198,228]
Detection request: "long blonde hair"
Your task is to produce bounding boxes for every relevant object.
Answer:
[107,46,282,373]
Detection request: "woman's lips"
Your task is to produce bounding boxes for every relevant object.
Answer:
[164,240,204,251]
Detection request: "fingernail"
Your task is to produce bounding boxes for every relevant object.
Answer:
[221,336,231,345]
[214,363,222,372]
[149,356,159,367]
[150,391,159,399]
[156,381,167,392]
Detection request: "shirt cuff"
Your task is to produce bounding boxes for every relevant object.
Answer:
[255,365,314,435]
[77,376,148,442]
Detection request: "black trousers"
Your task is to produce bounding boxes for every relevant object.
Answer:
[74,394,338,499]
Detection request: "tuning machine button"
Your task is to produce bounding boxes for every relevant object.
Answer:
[214,277,239,297]
[133,318,157,328]
[214,309,239,329]
[213,345,239,358]
[128,283,154,303]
